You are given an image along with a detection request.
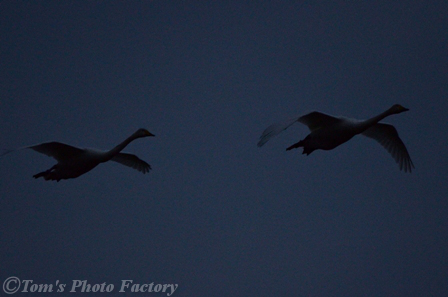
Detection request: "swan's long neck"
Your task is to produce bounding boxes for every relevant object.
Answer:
[102,132,140,162]
[357,108,394,133]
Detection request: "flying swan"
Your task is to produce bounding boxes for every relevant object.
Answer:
[257,104,414,172]
[1,128,154,181]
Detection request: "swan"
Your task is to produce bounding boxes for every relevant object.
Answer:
[1,128,155,181]
[257,104,414,172]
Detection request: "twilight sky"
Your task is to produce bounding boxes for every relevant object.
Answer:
[1,1,447,296]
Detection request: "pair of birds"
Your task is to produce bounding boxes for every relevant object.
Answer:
[1,104,414,181]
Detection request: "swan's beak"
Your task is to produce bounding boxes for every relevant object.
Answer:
[146,131,155,137]
[403,107,409,112]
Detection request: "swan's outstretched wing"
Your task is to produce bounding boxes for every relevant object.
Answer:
[1,142,84,161]
[29,142,84,161]
[257,112,341,147]
[362,123,414,172]
[298,112,341,131]
[111,152,151,174]
[257,117,300,147]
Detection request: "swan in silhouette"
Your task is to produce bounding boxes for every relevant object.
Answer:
[1,128,154,181]
[257,104,414,172]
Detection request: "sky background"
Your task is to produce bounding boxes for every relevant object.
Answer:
[1,1,447,296]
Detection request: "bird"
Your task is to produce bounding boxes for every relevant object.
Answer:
[257,104,414,172]
[1,128,155,181]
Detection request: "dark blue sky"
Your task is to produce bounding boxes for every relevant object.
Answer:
[1,1,447,296]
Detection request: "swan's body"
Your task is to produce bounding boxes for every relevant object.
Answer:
[258,104,414,172]
[1,128,154,181]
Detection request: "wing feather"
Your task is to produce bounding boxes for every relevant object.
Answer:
[362,123,414,172]
[257,117,300,147]
[111,152,151,174]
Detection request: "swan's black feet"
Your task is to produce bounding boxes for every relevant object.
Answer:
[33,169,52,179]
[33,172,46,179]
[286,140,303,151]
[33,165,56,180]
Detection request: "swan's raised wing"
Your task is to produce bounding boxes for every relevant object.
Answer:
[257,112,342,147]
[298,112,341,132]
[29,142,83,161]
[257,117,300,147]
[362,123,414,173]
[2,142,85,162]
[111,152,151,174]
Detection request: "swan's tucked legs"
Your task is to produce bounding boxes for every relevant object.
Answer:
[286,140,304,151]
[33,165,56,179]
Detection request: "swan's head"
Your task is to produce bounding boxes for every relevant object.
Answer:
[390,104,409,114]
[135,128,155,138]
